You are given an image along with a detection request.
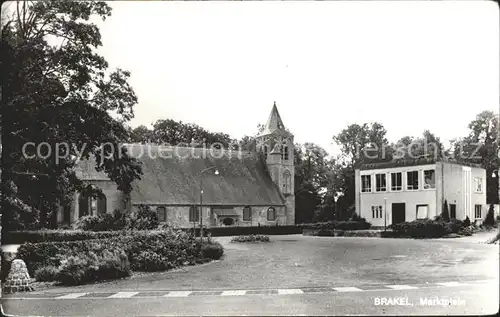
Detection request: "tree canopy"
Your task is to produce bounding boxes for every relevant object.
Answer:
[1,1,142,229]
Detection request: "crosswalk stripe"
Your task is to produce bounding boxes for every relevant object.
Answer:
[278,289,304,295]
[221,290,246,296]
[333,287,363,292]
[164,291,192,297]
[55,293,88,299]
[107,292,139,298]
[436,282,462,287]
[385,285,418,290]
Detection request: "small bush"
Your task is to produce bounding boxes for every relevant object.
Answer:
[231,235,271,243]
[449,219,464,234]
[463,216,471,227]
[73,209,131,231]
[34,265,60,282]
[130,205,159,230]
[458,226,473,236]
[56,249,130,286]
[201,241,224,260]
[484,204,496,227]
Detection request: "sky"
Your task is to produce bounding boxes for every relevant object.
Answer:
[3,1,500,156]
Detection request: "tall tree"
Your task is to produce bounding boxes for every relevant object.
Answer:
[332,122,390,213]
[1,1,142,229]
[294,143,332,223]
[453,110,499,204]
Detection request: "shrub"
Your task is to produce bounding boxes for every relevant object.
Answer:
[463,216,471,227]
[17,229,224,282]
[56,249,130,286]
[3,230,122,244]
[73,209,131,231]
[449,219,464,234]
[201,241,224,260]
[130,205,159,230]
[484,204,496,227]
[458,226,473,236]
[389,219,452,238]
[34,265,60,282]
[231,235,270,243]
[442,200,450,222]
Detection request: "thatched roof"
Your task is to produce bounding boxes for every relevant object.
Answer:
[76,144,285,206]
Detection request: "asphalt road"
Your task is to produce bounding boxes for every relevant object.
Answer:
[2,234,499,316]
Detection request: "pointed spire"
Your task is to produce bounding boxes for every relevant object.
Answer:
[261,101,285,135]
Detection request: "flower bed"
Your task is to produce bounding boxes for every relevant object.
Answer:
[230,235,270,243]
[16,229,224,286]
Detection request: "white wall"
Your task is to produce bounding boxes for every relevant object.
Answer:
[358,164,438,226]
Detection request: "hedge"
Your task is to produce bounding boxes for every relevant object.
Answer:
[387,219,466,239]
[3,230,124,244]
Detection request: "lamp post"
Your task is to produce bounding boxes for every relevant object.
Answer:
[199,166,219,242]
[384,197,387,232]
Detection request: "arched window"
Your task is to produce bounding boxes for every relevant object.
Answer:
[283,170,292,194]
[267,207,276,221]
[97,195,107,215]
[157,206,167,222]
[282,145,289,161]
[263,145,268,159]
[243,206,252,221]
[78,194,89,218]
[189,205,200,222]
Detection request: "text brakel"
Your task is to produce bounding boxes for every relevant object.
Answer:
[374,297,413,306]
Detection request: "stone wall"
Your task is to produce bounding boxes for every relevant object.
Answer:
[132,204,286,228]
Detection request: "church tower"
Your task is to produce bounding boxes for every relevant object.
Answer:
[256,102,295,225]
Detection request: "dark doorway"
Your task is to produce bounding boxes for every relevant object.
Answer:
[222,218,234,226]
[392,203,406,224]
[63,205,71,224]
[450,204,456,219]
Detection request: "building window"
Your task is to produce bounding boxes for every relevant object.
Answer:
[474,205,482,219]
[474,177,483,193]
[450,204,456,219]
[263,145,268,159]
[283,170,292,194]
[416,205,428,219]
[375,174,386,192]
[283,145,289,161]
[407,171,419,190]
[361,175,372,193]
[371,206,383,218]
[267,207,276,221]
[423,170,436,189]
[243,206,252,221]
[97,195,107,215]
[391,172,402,191]
[78,193,106,218]
[157,206,167,222]
[189,205,200,222]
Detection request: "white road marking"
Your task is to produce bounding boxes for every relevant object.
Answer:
[164,291,192,297]
[221,290,246,296]
[55,293,88,299]
[107,292,139,298]
[278,289,304,295]
[436,282,462,287]
[385,285,418,290]
[333,287,363,292]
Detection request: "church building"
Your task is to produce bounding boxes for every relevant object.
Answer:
[59,103,296,227]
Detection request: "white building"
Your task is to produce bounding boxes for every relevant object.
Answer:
[355,158,490,227]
